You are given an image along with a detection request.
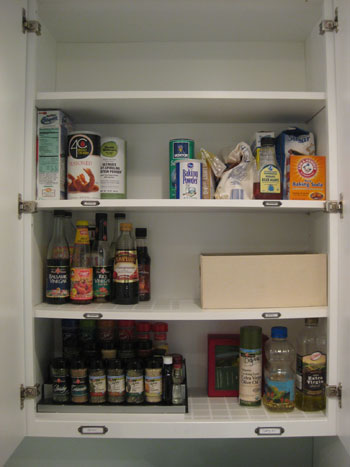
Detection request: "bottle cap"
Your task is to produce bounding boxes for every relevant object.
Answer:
[135,228,147,238]
[119,320,135,328]
[107,358,123,370]
[114,212,126,219]
[271,326,287,339]
[120,222,132,231]
[172,354,183,363]
[163,356,173,365]
[64,211,72,218]
[305,318,319,326]
[146,358,163,369]
[76,220,89,227]
[261,136,275,146]
[153,322,168,332]
[53,210,66,217]
[136,321,151,332]
[240,326,262,349]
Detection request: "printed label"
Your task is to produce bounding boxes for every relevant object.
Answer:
[93,266,111,298]
[89,375,106,396]
[176,160,202,199]
[46,265,69,298]
[173,142,189,158]
[264,378,295,405]
[260,164,281,194]
[101,139,126,196]
[239,348,262,402]
[145,375,162,396]
[71,377,88,398]
[126,375,144,395]
[114,250,138,283]
[296,352,326,395]
[108,375,126,396]
[138,265,150,294]
[74,226,90,245]
[70,267,93,301]
[53,383,69,397]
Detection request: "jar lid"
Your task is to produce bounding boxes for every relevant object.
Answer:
[120,222,132,231]
[163,356,173,365]
[101,341,116,350]
[51,357,67,369]
[83,342,99,351]
[64,211,72,218]
[119,320,135,327]
[153,322,168,332]
[126,358,144,370]
[53,210,66,217]
[240,326,262,349]
[76,220,89,227]
[172,354,183,363]
[271,326,287,339]
[70,358,86,369]
[261,136,275,146]
[119,341,135,351]
[137,340,152,350]
[62,319,79,328]
[173,362,182,369]
[146,358,163,369]
[95,213,107,223]
[89,358,105,370]
[305,318,319,326]
[136,321,151,332]
[80,319,96,329]
[107,358,123,370]
[135,228,147,238]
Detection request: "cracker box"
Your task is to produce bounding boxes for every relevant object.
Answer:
[37,110,72,200]
[288,155,326,200]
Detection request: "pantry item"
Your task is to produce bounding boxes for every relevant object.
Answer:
[70,358,88,404]
[97,320,115,343]
[288,155,326,200]
[175,159,203,199]
[137,340,153,360]
[82,342,100,361]
[172,357,184,385]
[198,149,215,199]
[136,228,151,301]
[101,341,117,360]
[135,321,152,341]
[263,327,295,412]
[70,221,93,304]
[109,213,126,266]
[89,358,106,403]
[92,213,111,302]
[113,222,139,304]
[100,136,126,199]
[162,355,173,404]
[79,320,96,345]
[50,358,70,403]
[215,142,256,200]
[200,253,327,309]
[107,358,125,404]
[276,127,315,199]
[239,326,262,406]
[200,147,226,179]
[153,322,169,354]
[126,358,144,404]
[208,334,239,397]
[169,138,195,198]
[118,320,136,341]
[67,131,101,199]
[62,319,80,360]
[296,318,326,411]
[119,341,136,362]
[63,211,75,264]
[145,357,163,403]
[88,224,96,247]
[251,131,275,169]
[45,210,70,304]
[172,383,186,405]
[37,110,72,200]
[253,137,282,199]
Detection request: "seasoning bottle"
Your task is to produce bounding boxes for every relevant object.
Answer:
[126,358,144,404]
[172,357,184,385]
[137,340,153,360]
[70,220,93,304]
[145,358,163,404]
[50,358,70,403]
[89,358,106,404]
[46,210,70,304]
[119,341,136,362]
[263,326,295,412]
[79,320,96,345]
[118,320,135,341]
[153,322,169,354]
[135,228,151,301]
[296,318,327,411]
[62,319,80,360]
[92,213,111,302]
[113,223,139,305]
[97,320,115,344]
[101,341,117,360]
[82,342,100,362]
[63,211,75,264]
[239,326,262,406]
[70,358,88,404]
[107,358,125,404]
[135,321,152,341]
[172,383,186,405]
[162,355,173,404]
[109,213,126,266]
[253,137,282,200]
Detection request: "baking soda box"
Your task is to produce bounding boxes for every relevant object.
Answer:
[289,155,326,200]
[37,110,72,200]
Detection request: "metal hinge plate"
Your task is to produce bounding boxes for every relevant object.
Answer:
[20,384,40,410]
[319,7,339,34]
[18,194,37,219]
[22,8,41,36]
[324,194,343,218]
[326,383,342,408]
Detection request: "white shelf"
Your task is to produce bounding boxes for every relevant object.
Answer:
[36,199,325,213]
[36,91,326,124]
[34,300,328,321]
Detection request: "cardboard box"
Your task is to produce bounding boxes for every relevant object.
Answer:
[200,253,327,309]
[288,155,326,200]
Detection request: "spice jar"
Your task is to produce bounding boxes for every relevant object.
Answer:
[62,319,80,359]
[97,320,115,343]
[89,358,106,403]
[153,322,169,354]
[136,321,151,341]
[79,320,96,345]
[118,320,135,341]
[107,358,125,404]
[119,341,136,362]
[145,358,163,404]
[101,341,117,360]
[126,358,144,404]
[50,358,70,403]
[82,342,100,361]
[137,340,153,360]
[70,358,88,404]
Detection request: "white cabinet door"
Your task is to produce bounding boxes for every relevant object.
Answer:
[0,0,27,463]
[335,0,350,458]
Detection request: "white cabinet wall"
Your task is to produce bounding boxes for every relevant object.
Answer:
[2,0,350,464]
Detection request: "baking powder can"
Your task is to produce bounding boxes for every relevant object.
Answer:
[67,131,101,199]
[100,136,126,199]
[169,139,194,199]
[175,159,203,199]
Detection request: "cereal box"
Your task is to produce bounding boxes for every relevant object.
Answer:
[289,155,326,200]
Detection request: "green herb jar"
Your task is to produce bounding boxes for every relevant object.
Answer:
[126,358,144,404]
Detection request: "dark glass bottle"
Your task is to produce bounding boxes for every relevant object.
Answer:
[162,355,173,404]
[113,222,139,304]
[253,137,282,200]
[91,213,111,302]
[135,228,151,301]
[46,210,70,304]
[70,220,93,305]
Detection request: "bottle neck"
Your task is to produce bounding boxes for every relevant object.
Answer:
[136,238,147,249]
[97,220,108,242]
[260,146,277,165]
[52,216,65,239]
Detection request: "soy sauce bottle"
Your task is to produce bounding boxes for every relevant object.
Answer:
[135,228,151,301]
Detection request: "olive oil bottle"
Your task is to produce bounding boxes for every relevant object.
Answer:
[295,318,326,411]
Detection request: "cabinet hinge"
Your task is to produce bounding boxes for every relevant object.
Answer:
[326,383,342,408]
[20,384,40,410]
[22,8,41,36]
[323,194,343,218]
[18,194,37,219]
[319,7,339,34]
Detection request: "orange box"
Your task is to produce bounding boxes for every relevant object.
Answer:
[289,155,326,200]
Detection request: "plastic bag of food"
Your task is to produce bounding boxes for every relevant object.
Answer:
[199,148,226,179]
[198,150,216,199]
[214,142,257,200]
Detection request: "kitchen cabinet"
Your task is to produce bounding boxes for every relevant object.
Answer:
[1,0,350,465]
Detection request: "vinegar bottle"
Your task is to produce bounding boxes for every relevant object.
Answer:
[70,220,93,304]
[91,213,111,303]
[135,228,151,301]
